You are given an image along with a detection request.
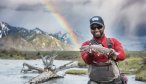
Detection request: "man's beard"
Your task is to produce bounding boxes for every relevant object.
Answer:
[93,32,102,38]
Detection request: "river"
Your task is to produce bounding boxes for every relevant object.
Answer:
[0,59,145,84]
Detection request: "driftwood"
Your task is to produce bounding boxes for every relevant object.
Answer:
[21,62,44,73]
[21,53,78,84]
[25,71,63,84]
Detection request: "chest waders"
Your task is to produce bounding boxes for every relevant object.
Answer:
[88,38,123,84]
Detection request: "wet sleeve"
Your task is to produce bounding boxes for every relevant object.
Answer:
[80,41,94,64]
[112,38,126,61]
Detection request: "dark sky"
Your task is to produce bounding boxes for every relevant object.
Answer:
[0,0,146,51]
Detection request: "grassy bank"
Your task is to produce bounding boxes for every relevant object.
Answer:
[66,69,87,75]
[0,50,80,60]
[1,49,146,81]
[118,56,143,73]
[119,51,146,82]
[135,68,146,82]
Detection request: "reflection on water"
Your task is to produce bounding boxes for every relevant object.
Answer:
[0,59,145,84]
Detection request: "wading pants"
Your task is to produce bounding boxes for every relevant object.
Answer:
[87,77,122,84]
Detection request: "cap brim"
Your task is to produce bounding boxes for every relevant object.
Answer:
[90,22,104,26]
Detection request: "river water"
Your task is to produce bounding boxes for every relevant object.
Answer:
[0,59,145,84]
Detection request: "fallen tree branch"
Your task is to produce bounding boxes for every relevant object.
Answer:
[21,62,44,73]
[21,54,78,84]
[25,71,63,84]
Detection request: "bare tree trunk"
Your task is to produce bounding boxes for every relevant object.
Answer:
[25,71,63,84]
[56,61,78,72]
[41,55,57,69]
[21,62,44,73]
[21,54,78,84]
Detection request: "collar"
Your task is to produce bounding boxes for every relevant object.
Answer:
[93,34,107,47]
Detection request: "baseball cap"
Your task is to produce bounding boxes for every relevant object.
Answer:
[90,16,104,26]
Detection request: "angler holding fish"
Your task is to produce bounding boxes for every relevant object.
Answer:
[80,16,127,84]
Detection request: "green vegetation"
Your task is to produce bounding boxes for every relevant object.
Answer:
[118,51,146,82]
[78,58,87,68]
[0,49,80,60]
[118,56,143,73]
[65,69,87,75]
[135,69,146,81]
[1,49,146,81]
[135,60,146,81]
[55,51,80,60]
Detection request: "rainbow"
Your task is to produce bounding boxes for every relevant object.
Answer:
[43,0,80,50]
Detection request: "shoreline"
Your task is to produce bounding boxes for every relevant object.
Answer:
[0,51,146,82]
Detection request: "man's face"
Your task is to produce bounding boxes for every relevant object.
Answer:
[90,24,105,38]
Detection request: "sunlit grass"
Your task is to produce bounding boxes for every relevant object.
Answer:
[118,57,143,73]
[65,69,87,75]
[136,70,146,81]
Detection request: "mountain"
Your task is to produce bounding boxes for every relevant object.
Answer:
[0,22,30,38]
[0,22,73,51]
[30,27,47,35]
[0,22,9,38]
[27,34,72,51]
[0,35,35,51]
[49,31,72,44]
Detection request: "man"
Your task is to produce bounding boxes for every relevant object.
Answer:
[80,16,126,84]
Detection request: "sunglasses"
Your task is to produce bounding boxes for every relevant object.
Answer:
[90,24,103,30]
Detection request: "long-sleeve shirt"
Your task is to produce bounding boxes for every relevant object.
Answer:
[80,35,126,65]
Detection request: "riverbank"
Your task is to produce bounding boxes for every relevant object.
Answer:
[0,59,145,84]
[0,50,80,60]
[135,66,146,82]
[0,50,146,82]
[118,51,146,82]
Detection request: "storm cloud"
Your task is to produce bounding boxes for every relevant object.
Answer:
[0,0,146,50]
[50,0,146,50]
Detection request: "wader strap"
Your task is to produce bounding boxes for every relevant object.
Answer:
[106,38,112,48]
[90,39,100,45]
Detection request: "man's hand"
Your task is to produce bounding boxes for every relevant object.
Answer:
[80,43,96,56]
[88,47,97,56]
[107,49,118,60]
